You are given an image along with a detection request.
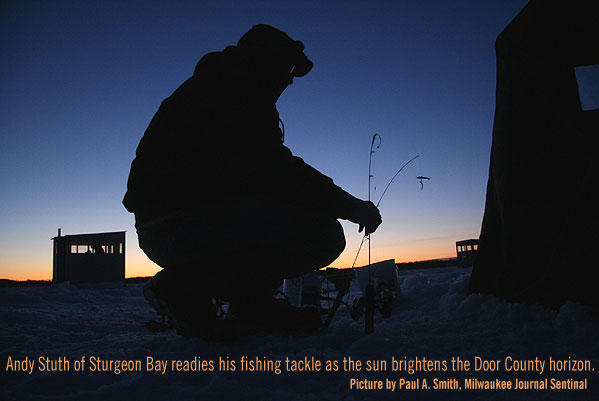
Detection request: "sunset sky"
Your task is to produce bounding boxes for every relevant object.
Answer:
[1,0,532,280]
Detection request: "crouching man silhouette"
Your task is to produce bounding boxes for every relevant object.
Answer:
[123,24,382,338]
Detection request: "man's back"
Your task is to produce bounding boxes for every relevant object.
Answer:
[123,47,283,222]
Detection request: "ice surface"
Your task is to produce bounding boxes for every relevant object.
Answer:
[1,267,597,400]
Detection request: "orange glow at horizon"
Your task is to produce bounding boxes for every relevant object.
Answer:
[332,243,456,269]
[0,247,161,281]
[0,240,456,281]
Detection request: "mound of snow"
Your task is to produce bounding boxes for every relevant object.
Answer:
[1,267,597,400]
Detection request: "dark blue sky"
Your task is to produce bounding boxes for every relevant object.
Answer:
[0,0,531,279]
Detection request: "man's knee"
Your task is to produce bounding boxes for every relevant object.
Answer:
[293,218,346,274]
[325,219,346,263]
[333,220,346,252]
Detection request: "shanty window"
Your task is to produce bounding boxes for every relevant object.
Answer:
[457,244,477,253]
[100,244,124,254]
[71,244,89,254]
[70,243,123,254]
[575,65,599,111]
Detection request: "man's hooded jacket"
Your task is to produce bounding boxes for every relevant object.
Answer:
[123,25,358,224]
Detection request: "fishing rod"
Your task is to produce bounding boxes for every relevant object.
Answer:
[365,138,419,334]
[364,134,381,334]
[324,134,419,333]
[324,134,379,331]
[351,154,420,272]
[375,155,419,208]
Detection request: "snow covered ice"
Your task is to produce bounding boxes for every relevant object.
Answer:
[1,266,597,400]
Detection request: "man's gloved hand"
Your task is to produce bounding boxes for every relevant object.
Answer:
[348,200,382,235]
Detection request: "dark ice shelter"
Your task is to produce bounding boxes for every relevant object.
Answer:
[469,0,599,309]
[52,229,125,283]
[456,239,479,268]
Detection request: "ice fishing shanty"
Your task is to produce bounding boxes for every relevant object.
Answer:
[456,239,478,267]
[469,0,598,309]
[52,229,125,283]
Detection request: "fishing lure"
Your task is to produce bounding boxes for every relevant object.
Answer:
[417,176,431,190]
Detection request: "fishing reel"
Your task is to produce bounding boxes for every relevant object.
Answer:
[346,279,398,320]
[320,267,401,333]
